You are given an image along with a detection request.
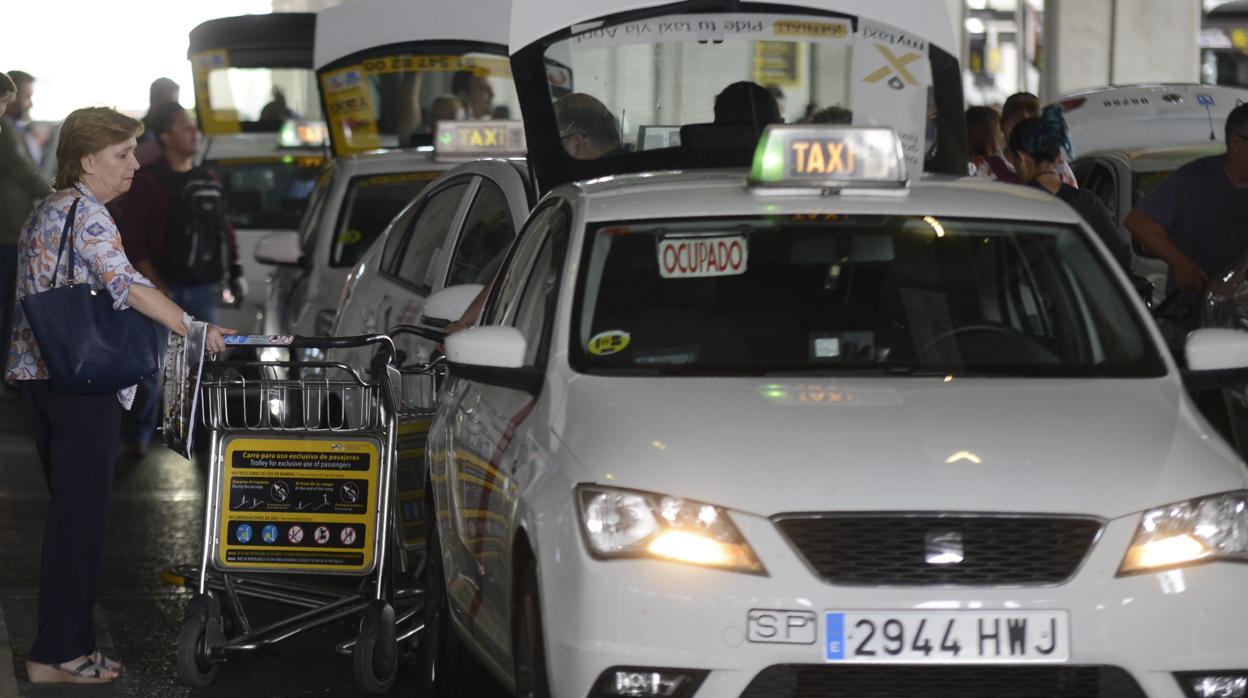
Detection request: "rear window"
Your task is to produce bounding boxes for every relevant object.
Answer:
[205,157,324,230]
[572,215,1165,378]
[330,172,438,267]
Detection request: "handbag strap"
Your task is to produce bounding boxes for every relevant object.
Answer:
[50,196,81,288]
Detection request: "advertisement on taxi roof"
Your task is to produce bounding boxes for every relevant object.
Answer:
[320,66,382,154]
[215,436,380,574]
[191,49,242,137]
[850,21,932,173]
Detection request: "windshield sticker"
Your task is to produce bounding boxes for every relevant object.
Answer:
[813,337,841,359]
[569,14,852,50]
[588,330,631,356]
[357,55,511,78]
[191,49,240,136]
[658,236,748,279]
[320,66,381,154]
[634,348,698,366]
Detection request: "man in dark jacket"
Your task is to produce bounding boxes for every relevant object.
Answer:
[0,70,50,380]
[115,102,245,456]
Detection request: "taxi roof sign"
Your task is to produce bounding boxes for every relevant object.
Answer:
[434,120,527,161]
[749,125,908,189]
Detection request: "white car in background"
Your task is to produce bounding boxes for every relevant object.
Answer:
[259,0,519,355]
[330,154,531,390]
[1060,83,1248,156]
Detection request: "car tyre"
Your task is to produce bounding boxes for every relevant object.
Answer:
[421,478,507,698]
[513,557,551,698]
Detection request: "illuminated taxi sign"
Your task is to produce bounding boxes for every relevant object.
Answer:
[434,120,527,160]
[750,125,907,189]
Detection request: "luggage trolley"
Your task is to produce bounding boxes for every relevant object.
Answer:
[172,332,440,694]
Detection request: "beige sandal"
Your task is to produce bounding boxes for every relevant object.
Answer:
[90,651,123,674]
[26,657,116,684]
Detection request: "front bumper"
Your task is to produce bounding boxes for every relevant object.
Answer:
[538,509,1248,698]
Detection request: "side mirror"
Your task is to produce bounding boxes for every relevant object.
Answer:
[1183,328,1248,388]
[445,326,542,394]
[255,230,303,266]
[421,284,484,327]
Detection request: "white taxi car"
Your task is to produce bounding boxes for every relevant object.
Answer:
[423,124,1248,698]
[259,0,519,350]
[329,138,531,386]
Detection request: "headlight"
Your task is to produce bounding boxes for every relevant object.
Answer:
[1119,491,1248,575]
[576,485,765,575]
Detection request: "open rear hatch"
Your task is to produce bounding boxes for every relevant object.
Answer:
[508,0,968,193]
[314,0,519,157]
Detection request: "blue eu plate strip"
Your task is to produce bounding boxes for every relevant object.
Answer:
[825,612,845,661]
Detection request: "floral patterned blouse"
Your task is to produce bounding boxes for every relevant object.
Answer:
[6,184,154,408]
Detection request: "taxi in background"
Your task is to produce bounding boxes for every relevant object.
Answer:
[329,120,531,402]
[186,13,328,334]
[423,121,1248,698]
[258,0,518,363]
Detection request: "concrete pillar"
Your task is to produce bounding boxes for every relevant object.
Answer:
[1043,0,1200,101]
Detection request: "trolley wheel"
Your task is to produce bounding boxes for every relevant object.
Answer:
[177,613,220,688]
[354,599,398,694]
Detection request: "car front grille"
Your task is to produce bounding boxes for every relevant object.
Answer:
[773,514,1102,586]
[738,664,1147,698]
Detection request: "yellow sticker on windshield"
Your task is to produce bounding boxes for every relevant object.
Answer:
[359,55,512,78]
[588,330,631,356]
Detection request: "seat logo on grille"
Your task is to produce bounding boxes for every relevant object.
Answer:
[925,531,964,565]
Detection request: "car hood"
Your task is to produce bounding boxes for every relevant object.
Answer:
[552,375,1248,519]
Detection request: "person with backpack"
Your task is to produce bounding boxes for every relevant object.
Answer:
[115,102,245,456]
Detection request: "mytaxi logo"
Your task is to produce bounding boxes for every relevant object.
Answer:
[863,44,921,90]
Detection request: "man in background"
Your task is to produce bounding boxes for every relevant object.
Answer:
[136,77,180,165]
[0,70,50,383]
[452,71,495,119]
[116,103,245,456]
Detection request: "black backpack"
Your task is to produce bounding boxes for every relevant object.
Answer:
[157,168,229,285]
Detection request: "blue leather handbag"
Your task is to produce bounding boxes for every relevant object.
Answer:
[20,197,161,393]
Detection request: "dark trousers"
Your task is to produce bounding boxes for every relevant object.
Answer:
[20,380,121,664]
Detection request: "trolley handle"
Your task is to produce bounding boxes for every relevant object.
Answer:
[386,324,446,343]
[224,333,398,355]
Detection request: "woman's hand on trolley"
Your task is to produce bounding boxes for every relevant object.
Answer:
[205,324,236,359]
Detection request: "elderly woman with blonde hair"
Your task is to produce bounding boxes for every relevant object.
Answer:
[6,106,234,684]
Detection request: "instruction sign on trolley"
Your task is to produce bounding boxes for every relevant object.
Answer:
[215,435,381,574]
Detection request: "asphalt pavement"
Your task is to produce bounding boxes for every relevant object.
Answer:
[0,390,425,697]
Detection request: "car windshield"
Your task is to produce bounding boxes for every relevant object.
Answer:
[204,157,324,230]
[196,66,323,134]
[330,172,438,267]
[572,215,1166,378]
[319,48,520,155]
[542,11,944,173]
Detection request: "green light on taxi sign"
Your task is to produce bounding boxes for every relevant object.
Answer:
[749,125,908,189]
[439,131,454,145]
